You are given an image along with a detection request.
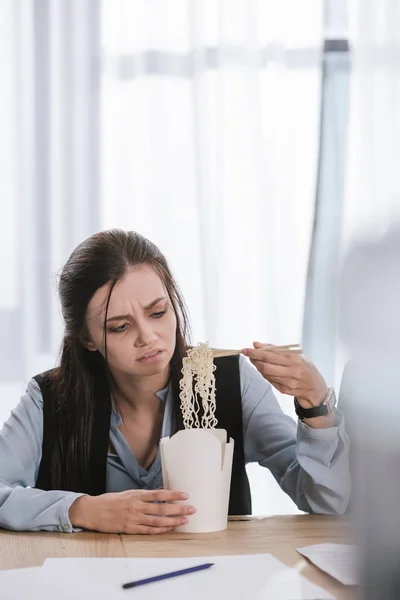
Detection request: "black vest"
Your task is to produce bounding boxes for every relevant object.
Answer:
[34,355,252,515]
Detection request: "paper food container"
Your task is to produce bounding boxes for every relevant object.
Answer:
[160,428,234,533]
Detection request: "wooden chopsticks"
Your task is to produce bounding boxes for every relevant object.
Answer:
[212,344,302,358]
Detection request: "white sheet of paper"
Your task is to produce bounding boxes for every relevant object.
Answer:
[296,543,358,586]
[0,567,52,600]
[255,558,334,600]
[0,555,333,600]
[44,555,333,600]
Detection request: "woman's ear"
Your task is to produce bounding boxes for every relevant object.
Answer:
[83,339,97,352]
[80,329,97,352]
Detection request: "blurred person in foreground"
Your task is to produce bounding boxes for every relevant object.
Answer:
[338,225,400,599]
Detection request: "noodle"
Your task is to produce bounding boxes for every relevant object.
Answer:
[179,342,218,429]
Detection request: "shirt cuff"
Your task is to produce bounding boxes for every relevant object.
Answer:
[298,408,344,439]
[297,409,346,468]
[57,493,87,533]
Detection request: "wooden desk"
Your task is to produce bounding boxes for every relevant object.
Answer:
[0,515,355,599]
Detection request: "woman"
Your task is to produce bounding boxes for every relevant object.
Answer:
[0,230,350,534]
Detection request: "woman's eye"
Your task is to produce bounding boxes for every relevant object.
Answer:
[110,323,129,333]
[151,310,167,319]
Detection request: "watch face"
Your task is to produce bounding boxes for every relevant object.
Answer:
[320,389,336,416]
[324,389,336,412]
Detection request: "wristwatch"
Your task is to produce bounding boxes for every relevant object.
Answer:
[294,387,336,420]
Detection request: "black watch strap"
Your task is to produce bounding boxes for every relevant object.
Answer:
[294,388,336,420]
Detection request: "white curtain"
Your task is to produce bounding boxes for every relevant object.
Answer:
[0,0,102,417]
[334,0,400,383]
[344,0,400,245]
[101,0,323,356]
[1,0,326,515]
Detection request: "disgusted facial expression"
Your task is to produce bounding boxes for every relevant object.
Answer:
[84,265,177,379]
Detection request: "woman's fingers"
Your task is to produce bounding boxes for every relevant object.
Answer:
[242,347,294,366]
[132,525,174,535]
[138,489,188,503]
[141,501,196,517]
[243,342,328,407]
[253,341,272,349]
[252,367,307,393]
[141,514,189,528]
[250,360,295,379]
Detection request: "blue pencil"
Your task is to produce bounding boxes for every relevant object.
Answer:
[122,562,214,589]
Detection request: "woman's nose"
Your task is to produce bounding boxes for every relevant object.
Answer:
[135,320,156,347]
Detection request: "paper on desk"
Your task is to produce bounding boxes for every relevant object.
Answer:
[0,567,48,600]
[255,557,334,600]
[41,555,332,600]
[0,555,333,600]
[296,543,358,586]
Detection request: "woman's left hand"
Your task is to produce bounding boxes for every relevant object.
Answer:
[242,342,328,409]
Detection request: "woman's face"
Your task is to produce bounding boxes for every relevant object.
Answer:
[84,265,177,378]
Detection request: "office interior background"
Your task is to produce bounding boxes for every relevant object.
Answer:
[1,0,400,514]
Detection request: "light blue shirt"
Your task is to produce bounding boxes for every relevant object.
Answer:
[0,356,350,533]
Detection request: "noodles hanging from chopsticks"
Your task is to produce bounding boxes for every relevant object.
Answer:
[180,342,217,429]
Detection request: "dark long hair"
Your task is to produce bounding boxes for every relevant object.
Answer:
[48,229,190,490]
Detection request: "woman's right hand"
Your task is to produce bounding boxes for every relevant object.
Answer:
[69,489,196,534]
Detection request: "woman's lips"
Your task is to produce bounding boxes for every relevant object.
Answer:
[137,350,164,363]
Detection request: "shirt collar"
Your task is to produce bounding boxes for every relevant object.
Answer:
[111,380,172,427]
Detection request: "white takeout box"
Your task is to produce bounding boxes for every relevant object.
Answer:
[160,428,234,533]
